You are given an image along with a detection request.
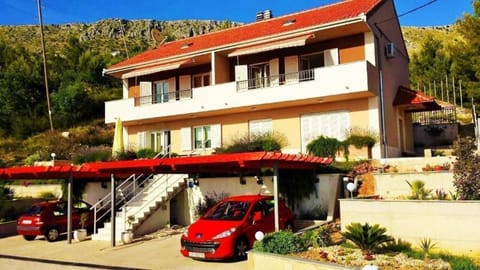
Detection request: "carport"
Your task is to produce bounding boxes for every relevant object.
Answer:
[1,151,333,245]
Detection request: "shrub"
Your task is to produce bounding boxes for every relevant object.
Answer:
[71,145,111,164]
[343,222,393,254]
[300,226,332,248]
[307,136,342,159]
[217,132,286,153]
[405,180,432,200]
[253,230,307,255]
[136,148,156,159]
[452,136,480,200]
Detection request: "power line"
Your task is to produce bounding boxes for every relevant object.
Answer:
[377,0,439,25]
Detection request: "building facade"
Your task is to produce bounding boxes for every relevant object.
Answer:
[103,0,415,159]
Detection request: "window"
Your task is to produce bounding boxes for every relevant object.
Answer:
[153,81,169,103]
[194,126,211,149]
[138,130,170,153]
[192,73,210,88]
[300,111,350,153]
[249,119,273,137]
[248,63,270,89]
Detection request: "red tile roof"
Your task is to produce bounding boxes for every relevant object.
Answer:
[393,86,441,112]
[107,0,382,71]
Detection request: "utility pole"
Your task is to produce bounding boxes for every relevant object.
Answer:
[37,0,54,131]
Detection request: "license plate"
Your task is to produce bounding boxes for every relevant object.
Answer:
[189,252,205,259]
[22,220,32,224]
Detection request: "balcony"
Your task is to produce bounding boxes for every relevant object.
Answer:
[105,60,378,123]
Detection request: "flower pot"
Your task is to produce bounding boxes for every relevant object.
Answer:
[74,229,88,241]
[121,230,133,244]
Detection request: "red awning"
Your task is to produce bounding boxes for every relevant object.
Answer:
[0,152,333,180]
[393,86,442,112]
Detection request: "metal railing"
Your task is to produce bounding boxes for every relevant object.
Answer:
[134,89,192,106]
[412,106,456,125]
[121,174,186,227]
[236,69,315,91]
[90,173,154,233]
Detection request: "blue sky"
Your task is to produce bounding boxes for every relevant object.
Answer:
[0,0,474,26]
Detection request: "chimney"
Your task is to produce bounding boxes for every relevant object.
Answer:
[256,10,273,21]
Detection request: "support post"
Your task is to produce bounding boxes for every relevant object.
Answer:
[273,161,279,232]
[111,174,116,247]
[67,171,73,244]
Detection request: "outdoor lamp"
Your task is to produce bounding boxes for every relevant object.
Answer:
[51,152,56,161]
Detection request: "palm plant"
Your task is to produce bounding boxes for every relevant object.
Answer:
[419,238,437,260]
[343,222,393,254]
[406,180,432,200]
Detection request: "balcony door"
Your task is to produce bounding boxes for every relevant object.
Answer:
[248,63,270,89]
[153,80,169,104]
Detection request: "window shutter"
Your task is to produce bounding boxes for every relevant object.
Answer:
[139,81,152,97]
[324,48,339,66]
[284,55,299,83]
[235,65,248,82]
[269,58,279,86]
[137,131,146,149]
[181,127,192,151]
[210,124,221,149]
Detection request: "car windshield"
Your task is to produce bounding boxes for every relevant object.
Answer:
[202,201,250,221]
[23,205,43,216]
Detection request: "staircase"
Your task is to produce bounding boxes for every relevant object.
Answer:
[91,173,187,242]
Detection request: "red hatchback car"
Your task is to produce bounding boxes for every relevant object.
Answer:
[17,200,95,242]
[180,194,294,260]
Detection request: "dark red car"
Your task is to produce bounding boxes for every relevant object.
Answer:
[17,200,95,242]
[180,194,294,260]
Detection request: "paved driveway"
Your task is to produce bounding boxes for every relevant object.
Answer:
[0,234,247,270]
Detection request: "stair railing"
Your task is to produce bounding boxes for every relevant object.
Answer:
[122,174,186,226]
[90,173,154,233]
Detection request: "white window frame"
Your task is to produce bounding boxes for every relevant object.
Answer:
[192,72,211,88]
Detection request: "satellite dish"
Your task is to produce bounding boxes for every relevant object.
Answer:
[151,28,166,46]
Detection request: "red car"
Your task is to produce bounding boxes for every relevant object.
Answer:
[17,200,95,242]
[180,194,294,260]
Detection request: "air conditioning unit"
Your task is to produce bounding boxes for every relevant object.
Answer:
[385,43,395,58]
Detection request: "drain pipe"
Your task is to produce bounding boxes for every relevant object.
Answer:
[374,27,388,158]
[111,174,116,247]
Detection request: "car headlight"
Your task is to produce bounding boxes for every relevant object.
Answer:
[213,227,237,239]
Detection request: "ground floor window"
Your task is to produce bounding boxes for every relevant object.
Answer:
[249,119,273,137]
[300,111,350,152]
[194,126,211,149]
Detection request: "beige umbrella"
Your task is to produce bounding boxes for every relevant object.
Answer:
[112,118,124,158]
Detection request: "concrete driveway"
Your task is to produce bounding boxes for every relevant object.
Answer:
[0,233,247,270]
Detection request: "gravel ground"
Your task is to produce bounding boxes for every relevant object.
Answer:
[295,245,451,270]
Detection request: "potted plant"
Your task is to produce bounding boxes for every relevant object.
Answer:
[121,215,135,244]
[74,212,88,241]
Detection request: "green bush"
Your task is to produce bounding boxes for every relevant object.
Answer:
[136,148,156,159]
[406,180,432,200]
[343,222,393,254]
[300,226,332,248]
[72,145,111,164]
[217,132,286,153]
[253,230,307,255]
[306,136,342,158]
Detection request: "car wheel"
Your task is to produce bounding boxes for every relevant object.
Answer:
[284,221,294,232]
[23,235,36,241]
[45,227,60,242]
[234,237,248,260]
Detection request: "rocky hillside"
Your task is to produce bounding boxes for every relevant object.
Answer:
[1,18,457,60]
[0,19,240,57]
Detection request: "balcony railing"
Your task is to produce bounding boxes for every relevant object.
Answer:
[236,69,315,91]
[134,89,192,106]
